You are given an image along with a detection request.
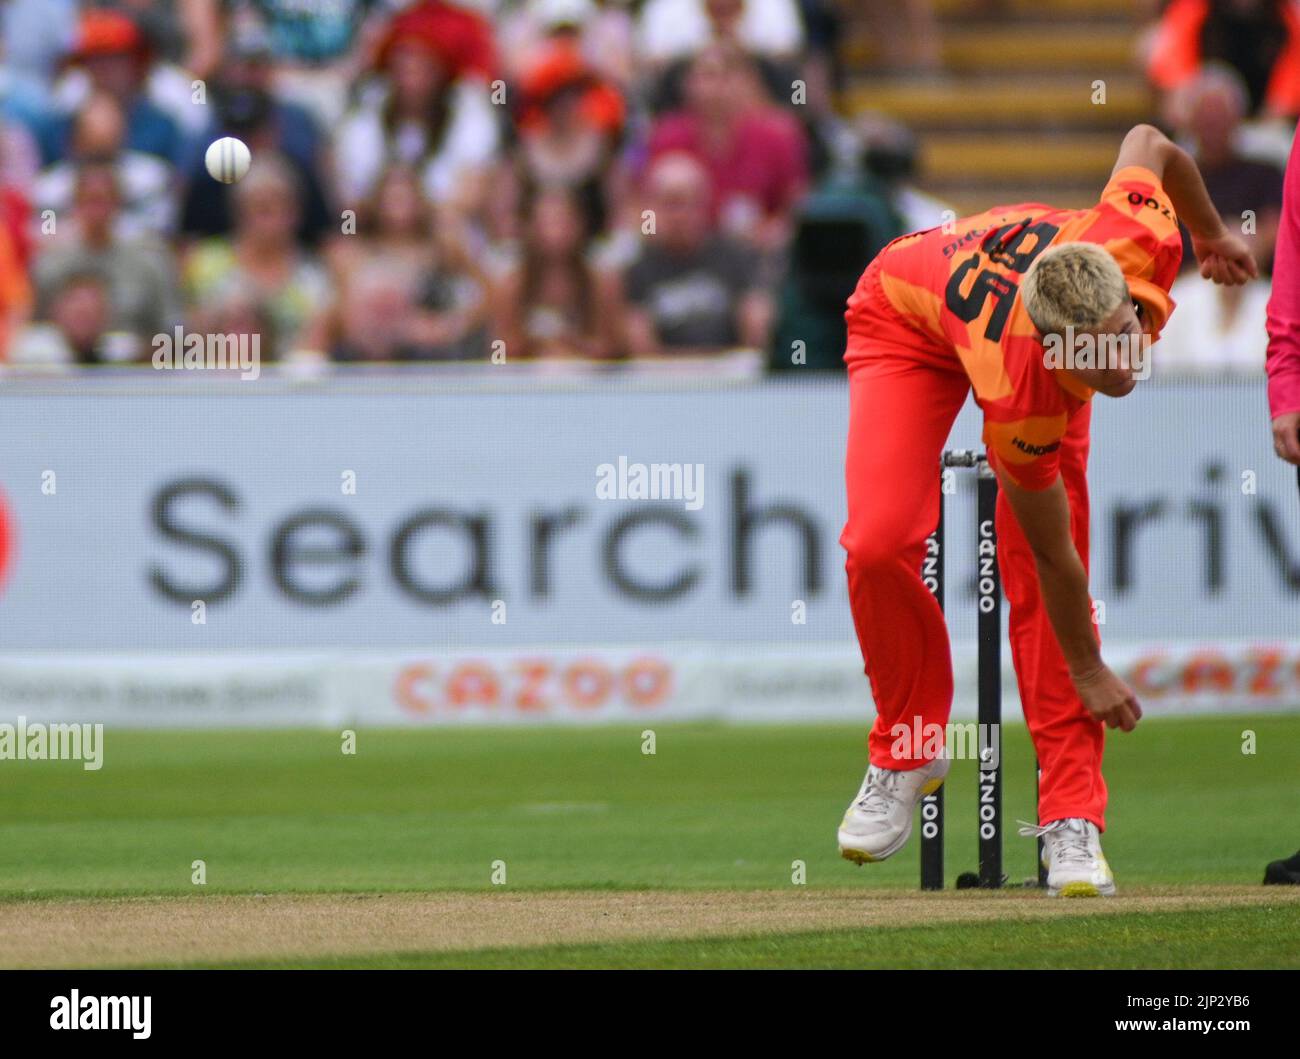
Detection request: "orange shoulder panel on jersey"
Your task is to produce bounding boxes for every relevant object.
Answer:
[1055,165,1184,336]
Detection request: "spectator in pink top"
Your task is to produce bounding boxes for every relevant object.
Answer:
[646,42,808,252]
[1266,127,1300,466]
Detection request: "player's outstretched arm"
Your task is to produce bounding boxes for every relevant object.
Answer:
[1111,124,1259,286]
[995,469,1142,732]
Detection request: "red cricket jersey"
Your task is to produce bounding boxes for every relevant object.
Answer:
[845,166,1184,488]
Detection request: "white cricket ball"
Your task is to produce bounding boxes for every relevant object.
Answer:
[205,136,251,184]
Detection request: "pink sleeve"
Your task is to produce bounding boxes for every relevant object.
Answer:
[1266,129,1300,419]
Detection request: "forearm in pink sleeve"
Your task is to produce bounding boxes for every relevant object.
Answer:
[1266,130,1300,418]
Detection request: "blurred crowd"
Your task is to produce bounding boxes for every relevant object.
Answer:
[0,0,873,370]
[0,0,1294,375]
[1140,0,1299,376]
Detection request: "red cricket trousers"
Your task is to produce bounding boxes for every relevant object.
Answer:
[841,331,1108,830]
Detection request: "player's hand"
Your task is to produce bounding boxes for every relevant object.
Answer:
[1191,230,1258,286]
[1072,664,1142,732]
[1272,411,1300,465]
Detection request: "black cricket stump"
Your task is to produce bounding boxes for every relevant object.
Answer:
[919,449,1040,890]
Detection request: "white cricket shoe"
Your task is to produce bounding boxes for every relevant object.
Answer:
[1019,818,1116,897]
[838,757,950,865]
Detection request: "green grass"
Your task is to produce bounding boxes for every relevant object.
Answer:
[201,904,1300,969]
[0,715,1294,897]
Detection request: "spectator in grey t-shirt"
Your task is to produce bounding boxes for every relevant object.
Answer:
[33,161,182,359]
[624,151,773,355]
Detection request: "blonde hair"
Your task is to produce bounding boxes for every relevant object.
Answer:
[1021,242,1128,335]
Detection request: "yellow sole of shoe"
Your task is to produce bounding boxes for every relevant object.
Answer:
[1057,881,1101,898]
[839,772,945,868]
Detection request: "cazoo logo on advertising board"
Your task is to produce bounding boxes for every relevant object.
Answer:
[393,655,675,717]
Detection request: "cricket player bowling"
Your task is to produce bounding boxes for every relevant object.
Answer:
[836,124,1257,896]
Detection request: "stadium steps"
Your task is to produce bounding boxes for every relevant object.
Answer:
[922,131,1121,181]
[921,182,1108,218]
[845,76,1151,129]
[932,0,1136,15]
[844,23,1139,73]
[837,0,1147,214]
[919,152,1118,216]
